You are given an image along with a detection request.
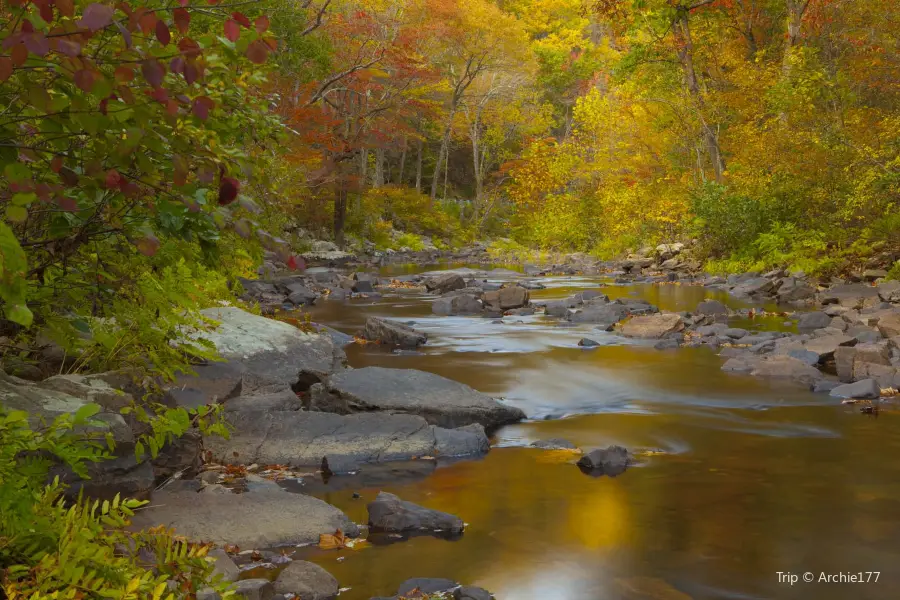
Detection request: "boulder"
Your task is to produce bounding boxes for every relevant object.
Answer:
[198,307,343,393]
[569,304,631,329]
[162,362,243,410]
[425,273,466,295]
[204,411,489,472]
[722,355,823,388]
[363,317,427,348]
[482,286,530,311]
[223,387,302,412]
[576,446,630,476]
[434,424,490,457]
[455,587,493,600]
[578,338,600,348]
[530,438,578,450]
[695,300,728,316]
[776,278,815,302]
[233,580,275,600]
[621,314,684,339]
[877,312,900,338]
[731,277,776,298]
[312,367,524,429]
[829,379,880,399]
[863,269,889,281]
[851,363,899,387]
[129,488,359,548]
[274,561,339,600]
[367,491,464,534]
[819,284,880,308]
[878,281,900,303]
[287,286,318,306]
[774,335,855,364]
[797,311,832,332]
[432,294,483,316]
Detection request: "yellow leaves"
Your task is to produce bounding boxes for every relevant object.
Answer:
[318,529,370,551]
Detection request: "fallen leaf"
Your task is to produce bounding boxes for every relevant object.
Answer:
[318,529,347,550]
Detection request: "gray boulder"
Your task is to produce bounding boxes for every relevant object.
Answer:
[878,311,900,338]
[432,294,483,316]
[425,273,466,295]
[274,561,339,600]
[233,580,275,600]
[776,277,815,302]
[819,284,880,308]
[311,367,524,429]
[576,445,630,476]
[162,362,243,409]
[722,355,823,388]
[829,379,880,399]
[621,314,684,339]
[198,307,343,393]
[569,304,631,329]
[696,300,728,316]
[208,549,240,583]
[367,492,464,534]
[129,488,359,548]
[204,411,489,472]
[455,587,493,600]
[223,387,302,412]
[363,317,427,348]
[482,286,530,311]
[731,277,776,298]
[797,311,832,332]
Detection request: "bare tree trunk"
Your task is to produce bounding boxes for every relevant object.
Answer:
[333,178,347,248]
[374,148,385,188]
[359,149,369,187]
[431,106,457,201]
[470,113,483,222]
[398,140,407,185]
[674,8,725,183]
[415,139,423,193]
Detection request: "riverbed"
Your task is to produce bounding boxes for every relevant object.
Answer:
[296,264,900,600]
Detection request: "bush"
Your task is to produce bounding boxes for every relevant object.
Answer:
[0,404,232,600]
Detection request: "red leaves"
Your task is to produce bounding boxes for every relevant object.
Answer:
[23,33,50,57]
[174,8,190,34]
[254,15,270,34]
[224,19,240,42]
[231,12,251,28]
[141,59,165,87]
[50,156,63,173]
[57,0,75,18]
[173,155,189,187]
[39,2,54,22]
[10,43,27,67]
[286,255,306,271]
[192,96,214,120]
[114,65,134,82]
[183,61,199,84]
[246,39,269,64]
[56,38,82,57]
[138,11,157,35]
[74,69,95,92]
[79,3,115,32]
[104,169,122,189]
[155,20,171,46]
[217,177,240,205]
[0,58,11,83]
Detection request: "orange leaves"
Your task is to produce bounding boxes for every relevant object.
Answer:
[318,529,369,551]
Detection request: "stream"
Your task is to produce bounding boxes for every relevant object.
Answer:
[292,264,900,600]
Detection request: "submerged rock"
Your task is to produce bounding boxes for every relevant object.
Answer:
[367,491,464,534]
[577,445,630,476]
[425,273,466,295]
[829,379,880,399]
[530,438,578,450]
[274,561,339,600]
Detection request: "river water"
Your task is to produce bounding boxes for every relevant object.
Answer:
[295,265,900,600]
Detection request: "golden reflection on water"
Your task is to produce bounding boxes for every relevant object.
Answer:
[294,268,900,599]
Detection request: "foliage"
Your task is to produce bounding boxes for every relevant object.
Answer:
[0,404,231,600]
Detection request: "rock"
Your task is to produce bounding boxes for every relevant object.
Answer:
[696,323,728,337]
[787,349,820,365]
[578,338,600,347]
[432,294,483,316]
[301,250,355,266]
[722,355,823,387]
[723,328,749,339]
[397,579,458,597]
[659,258,681,270]
[205,411,488,471]
[797,311,832,332]
[878,281,900,303]
[776,277,815,302]
[224,387,303,412]
[813,380,841,393]
[274,561,339,600]
[854,341,892,366]
[819,284,880,307]
[367,492,464,534]
[696,300,728,316]
[731,277,776,298]
[530,438,578,450]
[482,286,530,311]
[851,363,899,387]
[434,424,490,457]
[129,488,359,548]
[829,379,880,399]
[198,307,343,393]
[312,240,339,253]
[455,587,493,600]
[208,549,240,583]
[621,314,684,339]
[425,273,466,295]
[162,362,243,410]
[312,367,524,429]
[352,280,375,294]
[878,312,900,338]
[863,269,889,281]
[569,304,631,329]
[363,317,427,348]
[543,301,572,318]
[775,335,856,364]
[287,287,318,306]
[233,579,275,600]
[835,346,857,382]
[654,338,681,350]
[576,445,630,476]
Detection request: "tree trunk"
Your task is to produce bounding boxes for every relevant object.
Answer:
[374,148,385,188]
[333,180,347,248]
[431,106,457,201]
[674,8,725,183]
[470,114,483,221]
[359,149,368,187]
[398,141,407,185]
[415,139,423,193]
[735,0,758,59]
[782,0,806,76]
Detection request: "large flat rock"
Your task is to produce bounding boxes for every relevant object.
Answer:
[198,307,344,393]
[204,410,489,472]
[130,488,359,548]
[314,367,525,429]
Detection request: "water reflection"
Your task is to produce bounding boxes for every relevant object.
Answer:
[296,267,900,600]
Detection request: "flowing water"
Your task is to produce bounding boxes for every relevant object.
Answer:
[291,265,900,600]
